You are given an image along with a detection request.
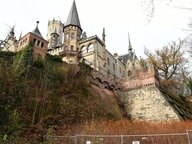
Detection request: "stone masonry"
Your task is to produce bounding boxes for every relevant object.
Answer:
[121,85,181,121]
[2,0,190,121]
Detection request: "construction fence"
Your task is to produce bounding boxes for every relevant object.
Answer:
[45,130,192,144]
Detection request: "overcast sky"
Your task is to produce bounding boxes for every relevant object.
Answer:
[0,0,192,57]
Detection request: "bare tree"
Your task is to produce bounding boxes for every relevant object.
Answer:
[172,61,191,96]
[185,21,192,57]
[142,0,192,22]
[141,0,172,22]
[145,40,184,82]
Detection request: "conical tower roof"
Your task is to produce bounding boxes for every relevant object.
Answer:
[32,21,43,38]
[128,33,132,52]
[65,0,81,29]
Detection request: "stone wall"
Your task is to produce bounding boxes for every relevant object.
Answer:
[119,85,181,121]
[122,67,159,90]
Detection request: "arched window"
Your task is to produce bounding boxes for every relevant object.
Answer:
[37,40,40,46]
[41,42,44,48]
[128,70,132,76]
[81,46,87,54]
[71,32,75,39]
[71,45,74,51]
[87,44,94,52]
[65,33,69,40]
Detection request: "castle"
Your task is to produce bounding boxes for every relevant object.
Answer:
[1,0,192,121]
[1,1,144,82]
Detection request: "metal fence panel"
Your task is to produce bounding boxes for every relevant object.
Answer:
[122,134,188,144]
[77,135,121,144]
[45,130,192,144]
[45,136,76,144]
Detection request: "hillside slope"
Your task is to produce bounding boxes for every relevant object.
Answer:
[0,49,122,143]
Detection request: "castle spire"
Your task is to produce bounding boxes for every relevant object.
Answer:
[102,27,106,44]
[19,32,22,40]
[65,0,81,29]
[32,21,43,38]
[10,25,15,36]
[6,25,15,41]
[128,33,132,52]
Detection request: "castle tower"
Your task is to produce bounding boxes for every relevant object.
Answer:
[61,0,82,64]
[47,18,64,49]
[48,28,59,50]
[17,21,48,60]
[124,33,142,79]
[6,26,15,41]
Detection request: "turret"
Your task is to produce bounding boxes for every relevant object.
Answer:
[128,33,132,52]
[102,27,106,45]
[49,28,59,49]
[123,33,142,79]
[62,0,82,64]
[32,21,43,38]
[47,18,64,48]
[16,21,48,60]
[6,26,16,41]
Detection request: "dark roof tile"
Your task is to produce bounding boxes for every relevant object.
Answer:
[32,21,43,38]
[65,1,81,29]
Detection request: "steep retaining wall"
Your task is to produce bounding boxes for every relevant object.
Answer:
[119,85,181,121]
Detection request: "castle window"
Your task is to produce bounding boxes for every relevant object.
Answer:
[71,45,74,51]
[71,33,75,39]
[128,70,132,76]
[65,33,69,40]
[113,63,115,71]
[107,58,110,65]
[33,39,36,44]
[77,34,80,40]
[107,70,110,75]
[81,46,86,54]
[41,42,44,48]
[103,62,106,68]
[119,67,122,73]
[37,40,40,46]
[87,44,94,52]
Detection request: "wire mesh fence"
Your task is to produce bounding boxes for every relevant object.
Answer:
[45,130,192,144]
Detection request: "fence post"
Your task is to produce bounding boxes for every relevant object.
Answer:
[121,135,123,144]
[74,134,78,144]
[43,134,47,143]
[187,130,191,144]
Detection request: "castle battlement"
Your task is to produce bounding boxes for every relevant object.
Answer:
[122,68,159,90]
[48,19,62,24]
